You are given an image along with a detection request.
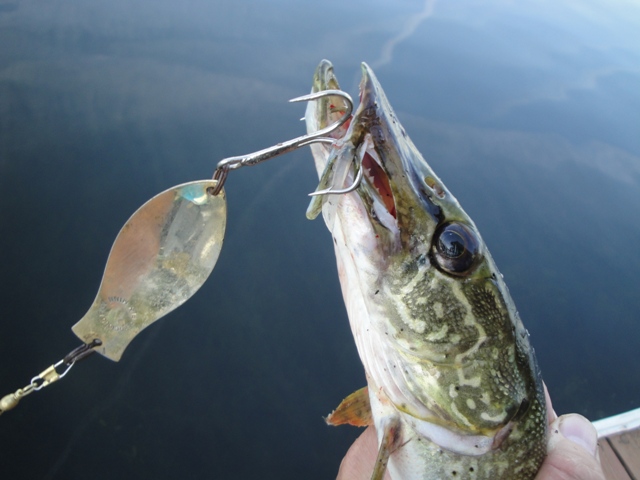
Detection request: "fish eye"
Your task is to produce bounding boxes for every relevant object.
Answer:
[432,223,481,275]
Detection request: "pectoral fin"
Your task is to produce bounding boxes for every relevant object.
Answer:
[325,386,372,427]
[371,417,402,480]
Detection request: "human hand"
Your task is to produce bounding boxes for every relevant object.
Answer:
[535,384,604,480]
[336,386,605,480]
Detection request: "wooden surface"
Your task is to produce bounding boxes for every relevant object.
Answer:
[600,426,640,480]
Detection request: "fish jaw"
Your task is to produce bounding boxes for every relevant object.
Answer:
[306,60,547,479]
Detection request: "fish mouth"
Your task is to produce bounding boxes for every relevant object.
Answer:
[306,60,444,250]
[346,130,400,238]
[305,61,398,229]
[353,64,401,232]
[362,144,397,219]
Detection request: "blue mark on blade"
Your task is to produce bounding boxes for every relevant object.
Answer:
[179,184,208,205]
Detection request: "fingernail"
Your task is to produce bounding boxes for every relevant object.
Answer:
[559,414,598,457]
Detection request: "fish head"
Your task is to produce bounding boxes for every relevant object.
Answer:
[308,61,491,293]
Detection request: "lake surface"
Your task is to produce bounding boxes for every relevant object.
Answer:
[1,0,639,478]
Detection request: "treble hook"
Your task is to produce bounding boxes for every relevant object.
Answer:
[209,89,353,196]
[307,160,364,197]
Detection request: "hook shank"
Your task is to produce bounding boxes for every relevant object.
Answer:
[209,89,352,196]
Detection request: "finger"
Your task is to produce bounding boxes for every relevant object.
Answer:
[536,414,605,480]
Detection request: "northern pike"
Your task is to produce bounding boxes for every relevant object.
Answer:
[305,60,547,479]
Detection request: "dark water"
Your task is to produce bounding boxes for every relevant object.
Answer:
[1,1,639,478]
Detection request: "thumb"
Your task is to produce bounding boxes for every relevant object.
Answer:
[536,414,605,480]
